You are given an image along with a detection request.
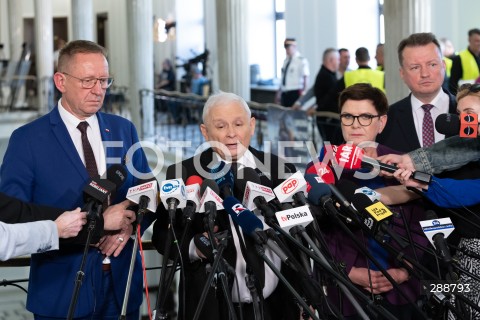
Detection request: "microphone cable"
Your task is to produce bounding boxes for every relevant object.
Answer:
[138,223,153,320]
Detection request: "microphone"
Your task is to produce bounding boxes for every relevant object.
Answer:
[303,174,332,206]
[273,171,308,206]
[305,160,336,184]
[332,144,432,184]
[82,164,127,217]
[275,204,314,232]
[198,179,224,213]
[420,210,454,264]
[235,167,275,212]
[223,196,296,270]
[210,161,235,198]
[435,112,478,137]
[126,179,159,215]
[185,175,203,214]
[160,178,187,217]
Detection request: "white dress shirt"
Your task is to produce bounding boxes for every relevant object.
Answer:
[189,150,282,303]
[58,99,107,176]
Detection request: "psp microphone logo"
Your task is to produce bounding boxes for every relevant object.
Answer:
[361,189,375,196]
[281,178,298,195]
[231,203,247,217]
[161,180,180,194]
[431,219,440,226]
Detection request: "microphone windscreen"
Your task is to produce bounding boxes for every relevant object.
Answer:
[186,175,203,186]
[234,167,261,195]
[106,164,127,189]
[351,192,374,211]
[435,113,460,136]
[305,160,336,184]
[166,164,188,181]
[304,174,332,205]
[200,179,220,195]
[425,210,438,220]
[223,196,263,234]
[334,144,363,170]
[335,179,359,202]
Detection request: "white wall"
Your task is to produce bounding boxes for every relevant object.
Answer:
[431,0,480,54]
[285,0,338,87]
[247,0,276,80]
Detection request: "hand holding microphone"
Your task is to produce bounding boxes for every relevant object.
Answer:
[332,144,432,184]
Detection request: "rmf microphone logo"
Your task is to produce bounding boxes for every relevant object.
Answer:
[232,203,247,217]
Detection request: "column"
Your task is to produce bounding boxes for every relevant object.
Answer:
[215,0,249,99]
[7,0,23,61]
[383,0,432,103]
[127,0,154,139]
[34,0,54,114]
[72,0,93,41]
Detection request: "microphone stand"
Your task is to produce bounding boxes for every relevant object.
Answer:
[193,202,237,320]
[153,204,196,320]
[266,200,400,320]
[290,225,370,320]
[119,200,149,320]
[254,243,319,320]
[192,228,237,320]
[67,203,101,320]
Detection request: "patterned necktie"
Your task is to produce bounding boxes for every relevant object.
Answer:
[422,104,435,147]
[77,121,99,178]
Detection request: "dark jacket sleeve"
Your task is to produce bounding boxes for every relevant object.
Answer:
[0,192,65,223]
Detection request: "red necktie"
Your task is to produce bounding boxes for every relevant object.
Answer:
[77,121,99,178]
[422,104,435,147]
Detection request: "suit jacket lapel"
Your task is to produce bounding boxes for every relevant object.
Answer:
[49,107,88,179]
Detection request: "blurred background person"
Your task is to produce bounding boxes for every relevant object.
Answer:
[449,28,480,95]
[276,38,310,107]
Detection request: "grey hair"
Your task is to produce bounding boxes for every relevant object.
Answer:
[202,91,251,124]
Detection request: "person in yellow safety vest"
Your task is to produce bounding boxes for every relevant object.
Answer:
[449,28,480,95]
[344,47,385,92]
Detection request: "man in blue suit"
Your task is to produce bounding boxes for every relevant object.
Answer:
[0,40,154,319]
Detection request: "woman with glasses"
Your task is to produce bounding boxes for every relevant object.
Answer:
[395,83,480,320]
[310,83,427,320]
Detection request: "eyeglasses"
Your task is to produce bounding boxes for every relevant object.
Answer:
[340,113,381,126]
[62,72,114,89]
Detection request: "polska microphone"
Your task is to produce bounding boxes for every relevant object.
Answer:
[82,164,127,218]
[332,144,432,184]
[435,112,479,138]
[420,210,454,264]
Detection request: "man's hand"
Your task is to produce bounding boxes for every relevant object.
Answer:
[97,223,134,257]
[54,208,87,238]
[103,199,136,231]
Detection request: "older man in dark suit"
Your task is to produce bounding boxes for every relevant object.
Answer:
[152,91,299,320]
